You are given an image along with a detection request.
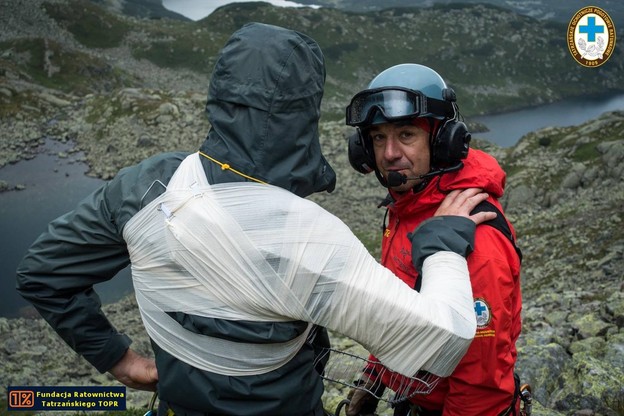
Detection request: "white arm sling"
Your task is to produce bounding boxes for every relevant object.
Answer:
[123,153,476,377]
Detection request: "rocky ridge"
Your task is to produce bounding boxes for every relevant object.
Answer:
[0,1,623,415]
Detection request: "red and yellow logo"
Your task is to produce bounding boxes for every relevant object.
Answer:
[8,390,34,408]
[568,6,616,67]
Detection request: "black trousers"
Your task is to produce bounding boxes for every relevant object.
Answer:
[157,400,326,416]
[393,401,441,416]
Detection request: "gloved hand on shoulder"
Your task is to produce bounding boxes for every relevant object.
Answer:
[408,215,476,274]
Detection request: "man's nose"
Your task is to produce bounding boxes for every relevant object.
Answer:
[383,137,402,160]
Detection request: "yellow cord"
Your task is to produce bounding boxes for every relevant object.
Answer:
[198,151,267,185]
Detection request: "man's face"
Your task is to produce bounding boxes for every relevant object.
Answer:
[369,120,431,193]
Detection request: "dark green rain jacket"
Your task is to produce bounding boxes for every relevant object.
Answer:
[17,22,336,416]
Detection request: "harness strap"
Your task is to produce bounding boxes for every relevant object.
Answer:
[470,200,523,263]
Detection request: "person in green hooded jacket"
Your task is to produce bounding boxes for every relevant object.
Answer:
[16,23,496,416]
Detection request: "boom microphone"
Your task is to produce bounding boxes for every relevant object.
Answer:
[387,171,419,187]
[386,162,464,187]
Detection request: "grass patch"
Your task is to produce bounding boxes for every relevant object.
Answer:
[43,0,131,49]
[0,38,132,94]
[34,1,623,117]
[0,89,41,118]
[572,141,601,162]
[132,38,216,73]
[84,90,176,143]
[355,230,382,260]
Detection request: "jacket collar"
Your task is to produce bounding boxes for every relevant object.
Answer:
[389,149,506,215]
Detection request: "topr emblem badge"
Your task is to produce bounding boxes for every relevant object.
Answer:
[474,298,491,328]
[568,6,616,67]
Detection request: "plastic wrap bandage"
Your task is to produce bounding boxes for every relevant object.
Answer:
[314,347,441,403]
[126,153,475,377]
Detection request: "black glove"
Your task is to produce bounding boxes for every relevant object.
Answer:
[408,216,476,275]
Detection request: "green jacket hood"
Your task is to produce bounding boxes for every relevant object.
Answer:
[200,22,336,197]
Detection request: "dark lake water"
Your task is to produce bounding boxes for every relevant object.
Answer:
[1,92,623,318]
[472,93,624,147]
[0,140,132,318]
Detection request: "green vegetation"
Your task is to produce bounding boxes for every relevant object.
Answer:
[0,38,133,94]
[43,0,131,49]
[572,140,601,162]
[355,230,382,260]
[132,35,218,74]
[0,403,37,416]
[84,90,180,144]
[85,93,166,124]
[7,1,621,117]
[538,137,551,147]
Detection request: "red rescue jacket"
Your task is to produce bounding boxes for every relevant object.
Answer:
[374,149,522,415]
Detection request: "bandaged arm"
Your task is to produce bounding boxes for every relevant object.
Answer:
[127,183,476,378]
[321,215,477,378]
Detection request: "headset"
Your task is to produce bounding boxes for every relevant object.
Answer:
[347,87,471,187]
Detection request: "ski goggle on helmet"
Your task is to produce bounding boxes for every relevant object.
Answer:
[346,64,455,128]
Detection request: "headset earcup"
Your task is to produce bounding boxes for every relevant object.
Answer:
[432,121,471,167]
[348,130,376,174]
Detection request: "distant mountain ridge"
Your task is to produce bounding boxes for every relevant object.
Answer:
[17,0,624,120]
[92,0,190,20]
[106,0,624,24]
[291,0,624,24]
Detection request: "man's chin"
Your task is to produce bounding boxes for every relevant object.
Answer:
[389,183,418,193]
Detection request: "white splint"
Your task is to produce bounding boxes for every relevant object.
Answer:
[124,153,476,377]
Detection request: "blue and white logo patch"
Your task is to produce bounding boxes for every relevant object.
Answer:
[568,6,616,67]
[474,298,491,328]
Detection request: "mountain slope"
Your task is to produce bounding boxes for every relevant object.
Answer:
[2,0,622,118]
[91,0,190,20]
[293,0,624,25]
[0,1,623,414]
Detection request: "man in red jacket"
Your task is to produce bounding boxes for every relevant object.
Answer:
[344,64,522,415]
